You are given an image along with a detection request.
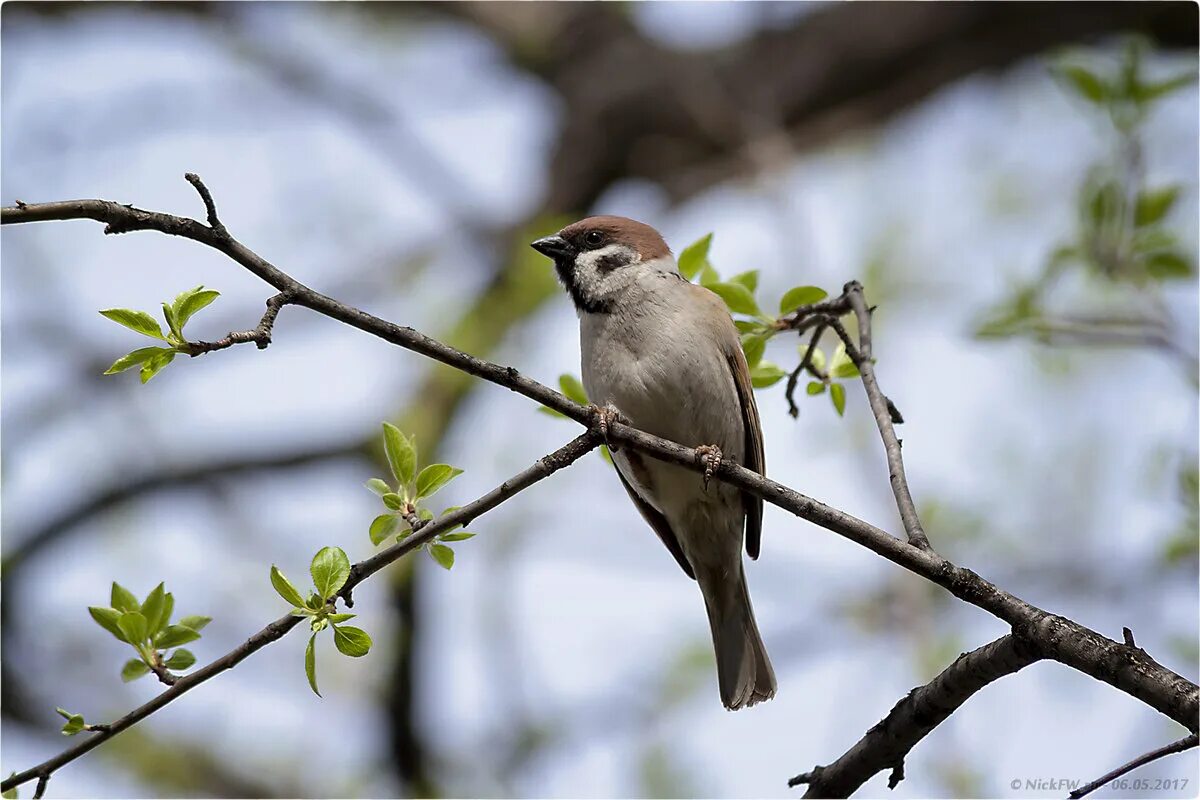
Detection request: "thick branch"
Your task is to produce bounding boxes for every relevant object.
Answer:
[1070,733,1199,799]
[790,634,1044,797]
[3,182,1197,784]
[0,432,600,794]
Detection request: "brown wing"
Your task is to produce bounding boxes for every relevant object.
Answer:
[613,457,696,580]
[727,350,766,559]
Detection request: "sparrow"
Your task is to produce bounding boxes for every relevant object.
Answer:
[532,216,776,710]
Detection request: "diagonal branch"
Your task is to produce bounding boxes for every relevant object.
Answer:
[1069,732,1199,799]
[789,634,1044,797]
[0,431,600,794]
[2,177,1197,791]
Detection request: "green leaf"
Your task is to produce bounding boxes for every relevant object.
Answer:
[305,634,320,697]
[829,343,860,378]
[139,349,175,384]
[729,270,759,293]
[99,308,166,340]
[160,593,175,632]
[537,405,567,418]
[1055,64,1109,103]
[600,444,613,466]
[1136,71,1196,102]
[111,582,139,613]
[88,606,127,642]
[121,658,150,682]
[310,546,351,600]
[164,649,196,670]
[3,776,17,799]
[558,374,588,404]
[60,711,86,736]
[415,464,464,500]
[382,492,404,510]
[734,319,765,335]
[369,514,399,546]
[270,566,307,608]
[177,615,211,632]
[365,478,391,496]
[104,346,171,375]
[332,625,372,657]
[428,544,455,570]
[1145,251,1193,280]
[698,262,720,287]
[677,233,712,280]
[162,301,182,342]
[305,593,324,611]
[157,624,201,649]
[327,613,356,624]
[806,381,826,396]
[419,507,434,521]
[382,422,417,487]
[117,612,148,645]
[778,286,829,315]
[1134,186,1179,227]
[439,532,476,542]
[831,361,860,379]
[741,334,767,368]
[141,583,168,636]
[174,288,220,331]
[830,382,847,416]
[706,282,760,316]
[750,361,787,389]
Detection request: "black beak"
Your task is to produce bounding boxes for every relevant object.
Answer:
[531,234,572,260]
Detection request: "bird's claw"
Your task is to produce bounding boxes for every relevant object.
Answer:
[590,403,625,452]
[695,445,723,491]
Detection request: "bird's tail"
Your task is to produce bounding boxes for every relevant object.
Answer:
[698,563,776,710]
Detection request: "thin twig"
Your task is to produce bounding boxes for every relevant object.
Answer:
[785,322,828,418]
[0,432,599,795]
[33,774,49,799]
[183,291,294,355]
[1069,733,1199,799]
[184,172,226,236]
[842,281,930,550]
[789,634,1044,797]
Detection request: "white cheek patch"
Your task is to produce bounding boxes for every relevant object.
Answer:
[573,244,639,296]
[577,244,640,273]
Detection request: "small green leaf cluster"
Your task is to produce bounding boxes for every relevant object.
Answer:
[980,41,1194,341]
[88,582,209,684]
[101,285,220,382]
[365,423,474,568]
[54,707,95,737]
[269,548,372,697]
[1051,40,1193,283]
[800,342,860,417]
[680,232,831,390]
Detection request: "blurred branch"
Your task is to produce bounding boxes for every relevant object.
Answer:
[3,178,1198,794]
[1,439,368,575]
[442,2,1197,204]
[1070,732,1199,799]
[0,431,602,796]
[789,634,1044,797]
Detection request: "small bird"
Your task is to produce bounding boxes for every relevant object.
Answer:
[532,216,776,710]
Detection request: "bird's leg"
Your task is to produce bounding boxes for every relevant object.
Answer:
[694,444,723,491]
[589,403,627,453]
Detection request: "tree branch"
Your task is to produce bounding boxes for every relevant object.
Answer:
[2,178,1197,793]
[0,431,600,795]
[789,634,1044,797]
[1069,732,1199,800]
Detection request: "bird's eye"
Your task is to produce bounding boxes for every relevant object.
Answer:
[584,230,605,248]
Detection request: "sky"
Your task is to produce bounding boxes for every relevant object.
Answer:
[2,4,1197,798]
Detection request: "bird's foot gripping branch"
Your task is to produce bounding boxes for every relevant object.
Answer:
[1,174,1195,798]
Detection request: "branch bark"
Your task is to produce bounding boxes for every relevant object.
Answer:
[2,178,1197,794]
[789,634,1044,797]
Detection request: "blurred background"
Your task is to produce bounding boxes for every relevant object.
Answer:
[2,3,1197,798]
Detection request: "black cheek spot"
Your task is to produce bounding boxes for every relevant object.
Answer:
[596,252,630,273]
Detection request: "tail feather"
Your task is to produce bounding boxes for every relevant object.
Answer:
[699,564,776,710]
